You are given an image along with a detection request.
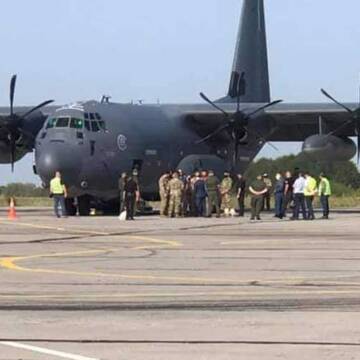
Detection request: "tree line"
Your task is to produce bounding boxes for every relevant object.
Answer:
[0,183,48,198]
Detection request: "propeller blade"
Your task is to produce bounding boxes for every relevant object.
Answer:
[321,89,354,114]
[10,75,17,117]
[246,99,283,118]
[8,133,16,172]
[326,119,353,137]
[232,140,240,169]
[21,99,54,119]
[248,128,279,152]
[195,124,230,145]
[199,92,228,117]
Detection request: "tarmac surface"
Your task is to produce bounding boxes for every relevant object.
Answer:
[0,208,360,359]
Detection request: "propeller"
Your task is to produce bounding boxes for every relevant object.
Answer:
[197,71,282,169]
[321,88,360,163]
[0,75,54,171]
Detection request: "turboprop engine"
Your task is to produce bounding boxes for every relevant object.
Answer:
[302,135,356,161]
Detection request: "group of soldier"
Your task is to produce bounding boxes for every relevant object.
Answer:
[116,167,332,221]
[156,168,332,221]
[158,170,242,218]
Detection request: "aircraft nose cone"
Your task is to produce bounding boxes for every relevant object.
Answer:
[36,144,82,184]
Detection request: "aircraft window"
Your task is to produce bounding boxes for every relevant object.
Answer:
[89,113,95,120]
[95,113,102,120]
[46,118,56,129]
[70,118,84,129]
[91,121,100,132]
[84,120,90,131]
[98,120,106,131]
[56,117,70,128]
[84,113,89,119]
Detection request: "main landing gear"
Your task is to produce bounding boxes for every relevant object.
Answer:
[65,195,91,216]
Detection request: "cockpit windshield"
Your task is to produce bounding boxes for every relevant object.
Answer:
[45,114,106,132]
[70,118,84,129]
[56,117,70,128]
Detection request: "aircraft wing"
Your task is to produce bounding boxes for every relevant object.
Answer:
[265,103,357,141]
[182,102,357,143]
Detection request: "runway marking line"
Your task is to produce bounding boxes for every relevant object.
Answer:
[2,218,360,295]
[0,341,98,360]
[1,288,360,300]
[0,218,110,236]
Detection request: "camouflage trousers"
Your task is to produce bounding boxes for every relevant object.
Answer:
[169,194,182,217]
[160,192,169,216]
[221,193,232,210]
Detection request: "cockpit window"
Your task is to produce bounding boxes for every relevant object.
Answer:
[91,121,100,132]
[95,113,102,120]
[56,117,70,128]
[84,113,89,120]
[70,118,84,129]
[89,113,95,120]
[46,118,57,129]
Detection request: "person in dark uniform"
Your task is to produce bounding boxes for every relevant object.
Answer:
[274,172,285,219]
[282,170,295,217]
[236,174,246,217]
[206,170,220,217]
[124,175,139,220]
[118,172,127,213]
[249,175,268,221]
[193,172,207,217]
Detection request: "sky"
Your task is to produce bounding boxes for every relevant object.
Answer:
[0,0,359,184]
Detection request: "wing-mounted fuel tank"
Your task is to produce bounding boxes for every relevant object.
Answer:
[177,155,227,176]
[302,135,356,161]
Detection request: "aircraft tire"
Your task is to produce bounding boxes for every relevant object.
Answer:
[78,195,91,216]
[65,198,77,216]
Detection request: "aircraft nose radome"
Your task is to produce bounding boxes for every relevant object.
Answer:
[36,144,82,184]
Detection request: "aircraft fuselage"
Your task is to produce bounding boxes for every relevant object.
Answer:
[34,101,266,201]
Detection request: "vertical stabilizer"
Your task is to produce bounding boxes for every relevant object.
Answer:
[227,0,270,103]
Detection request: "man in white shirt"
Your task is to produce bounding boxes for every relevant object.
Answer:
[291,172,307,220]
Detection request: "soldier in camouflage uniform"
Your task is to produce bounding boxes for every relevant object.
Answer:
[206,170,220,217]
[220,171,233,216]
[158,171,170,217]
[168,172,185,218]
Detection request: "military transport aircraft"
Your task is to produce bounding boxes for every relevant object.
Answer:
[0,0,358,215]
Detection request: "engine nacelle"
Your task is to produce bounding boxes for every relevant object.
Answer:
[0,141,27,164]
[177,155,227,176]
[302,135,356,161]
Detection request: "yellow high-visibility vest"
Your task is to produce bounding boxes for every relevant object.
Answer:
[304,176,317,196]
[50,178,65,195]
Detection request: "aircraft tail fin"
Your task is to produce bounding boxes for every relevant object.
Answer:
[221,0,270,103]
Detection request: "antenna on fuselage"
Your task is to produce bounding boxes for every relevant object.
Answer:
[101,95,112,104]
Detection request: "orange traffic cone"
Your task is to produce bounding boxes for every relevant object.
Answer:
[8,198,17,220]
